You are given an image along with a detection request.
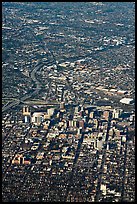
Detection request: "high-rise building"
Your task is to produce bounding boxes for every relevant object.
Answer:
[31,112,44,126]
[73,120,77,127]
[24,115,30,123]
[96,138,103,150]
[60,102,65,110]
[93,119,98,129]
[129,114,135,124]
[75,106,80,113]
[79,120,84,130]
[77,127,82,135]
[83,115,88,122]
[23,106,31,123]
[69,120,73,127]
[89,111,94,119]
[85,109,88,115]
[12,154,24,165]
[47,108,54,116]
[43,120,50,130]
[23,106,31,116]
[103,110,110,120]
[112,109,119,119]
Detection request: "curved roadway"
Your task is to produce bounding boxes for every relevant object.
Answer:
[2,62,43,113]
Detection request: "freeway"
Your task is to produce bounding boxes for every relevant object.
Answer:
[2,62,44,113]
[2,53,58,113]
[2,100,21,113]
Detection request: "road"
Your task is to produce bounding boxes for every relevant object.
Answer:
[120,129,128,201]
[2,48,60,113]
[94,116,111,202]
[2,62,44,113]
[64,133,85,202]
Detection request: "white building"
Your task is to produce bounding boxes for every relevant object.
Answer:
[112,109,119,119]
[47,108,54,116]
[120,98,134,105]
[31,112,44,125]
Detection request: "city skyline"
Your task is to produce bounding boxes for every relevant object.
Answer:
[2,2,135,202]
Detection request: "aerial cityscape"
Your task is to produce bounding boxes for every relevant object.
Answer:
[2,2,135,202]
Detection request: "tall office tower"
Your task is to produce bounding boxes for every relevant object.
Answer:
[23,106,31,116]
[129,114,135,125]
[77,127,82,135]
[103,110,110,120]
[93,118,98,129]
[90,99,93,104]
[23,106,31,123]
[79,120,84,130]
[107,143,109,150]
[69,120,73,127]
[75,106,79,113]
[12,154,24,165]
[83,115,88,123]
[24,115,30,123]
[64,121,67,128]
[73,120,77,127]
[85,109,88,115]
[31,112,44,126]
[80,106,84,111]
[19,155,24,165]
[112,109,119,119]
[43,121,50,130]
[60,101,65,110]
[47,108,54,116]
[89,111,94,119]
[96,138,103,150]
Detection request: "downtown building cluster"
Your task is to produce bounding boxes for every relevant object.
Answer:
[2,2,135,202]
[2,101,135,202]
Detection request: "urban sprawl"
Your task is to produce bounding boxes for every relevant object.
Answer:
[2,2,135,202]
